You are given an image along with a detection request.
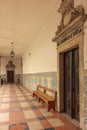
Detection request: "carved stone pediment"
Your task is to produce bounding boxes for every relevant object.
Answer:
[53,0,87,38]
[6,60,16,70]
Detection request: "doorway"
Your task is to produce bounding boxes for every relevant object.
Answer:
[64,47,79,121]
[7,71,14,83]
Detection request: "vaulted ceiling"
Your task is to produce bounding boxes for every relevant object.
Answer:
[0,0,60,57]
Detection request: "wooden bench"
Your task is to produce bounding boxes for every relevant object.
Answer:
[33,85,57,111]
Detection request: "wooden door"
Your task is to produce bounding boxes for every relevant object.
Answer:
[73,48,79,121]
[64,51,72,117]
[64,48,79,121]
[7,71,14,83]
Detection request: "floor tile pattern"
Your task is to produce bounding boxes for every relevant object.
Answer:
[0,84,82,130]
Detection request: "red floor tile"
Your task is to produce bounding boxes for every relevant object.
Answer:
[9,111,26,124]
[10,123,29,130]
[10,103,21,108]
[40,120,52,129]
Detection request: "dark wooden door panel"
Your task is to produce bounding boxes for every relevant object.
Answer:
[64,48,79,121]
[7,71,14,83]
[64,51,72,117]
[73,48,79,121]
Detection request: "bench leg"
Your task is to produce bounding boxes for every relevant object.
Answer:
[38,97,41,103]
[48,101,55,112]
[33,93,35,97]
[48,106,51,112]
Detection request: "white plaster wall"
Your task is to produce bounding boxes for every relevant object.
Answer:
[14,58,21,74]
[1,57,21,75]
[22,1,61,74]
[1,57,8,75]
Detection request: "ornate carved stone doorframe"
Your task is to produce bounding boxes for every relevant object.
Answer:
[52,0,87,129]
[6,60,16,83]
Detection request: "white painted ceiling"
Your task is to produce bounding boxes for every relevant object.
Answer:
[0,0,59,57]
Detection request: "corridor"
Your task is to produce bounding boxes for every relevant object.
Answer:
[0,84,82,130]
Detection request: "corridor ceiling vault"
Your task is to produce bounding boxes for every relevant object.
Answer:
[0,0,60,57]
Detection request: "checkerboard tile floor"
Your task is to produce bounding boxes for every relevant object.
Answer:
[0,84,82,130]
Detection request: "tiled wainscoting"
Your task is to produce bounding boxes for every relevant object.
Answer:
[84,70,87,130]
[22,72,57,92]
